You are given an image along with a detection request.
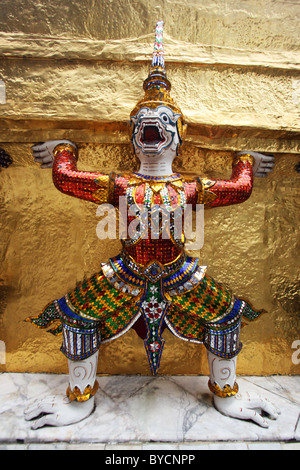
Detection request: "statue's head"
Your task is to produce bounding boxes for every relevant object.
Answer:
[130,21,187,165]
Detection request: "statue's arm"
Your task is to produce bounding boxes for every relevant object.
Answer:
[205,154,254,208]
[32,140,111,204]
[196,151,274,208]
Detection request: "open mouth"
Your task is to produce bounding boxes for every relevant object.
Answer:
[142,125,163,145]
[140,122,166,149]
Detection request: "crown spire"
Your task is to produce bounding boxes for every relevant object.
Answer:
[130,21,187,144]
[151,20,165,69]
[143,20,170,92]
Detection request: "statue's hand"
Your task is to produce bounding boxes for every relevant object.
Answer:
[31,140,77,169]
[213,392,280,428]
[0,148,13,169]
[24,395,94,428]
[238,151,275,178]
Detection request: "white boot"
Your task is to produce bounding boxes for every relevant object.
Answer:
[24,351,99,429]
[207,350,280,428]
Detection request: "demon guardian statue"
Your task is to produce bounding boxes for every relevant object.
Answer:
[25,21,279,429]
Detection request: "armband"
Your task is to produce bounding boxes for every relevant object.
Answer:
[232,153,255,167]
[208,379,239,398]
[53,143,78,160]
[66,380,99,402]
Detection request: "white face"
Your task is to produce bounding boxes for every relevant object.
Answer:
[131,106,181,163]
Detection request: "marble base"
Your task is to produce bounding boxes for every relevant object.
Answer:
[0,373,299,449]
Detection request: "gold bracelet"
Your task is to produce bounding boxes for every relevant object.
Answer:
[208,379,239,398]
[53,143,78,160]
[66,381,99,402]
[232,153,255,167]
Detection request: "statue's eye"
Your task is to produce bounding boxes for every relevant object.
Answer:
[161,113,169,123]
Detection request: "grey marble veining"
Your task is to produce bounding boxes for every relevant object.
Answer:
[0,373,299,445]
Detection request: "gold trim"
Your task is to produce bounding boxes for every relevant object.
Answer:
[120,249,185,272]
[208,379,239,398]
[66,381,99,402]
[107,171,116,205]
[93,173,110,204]
[232,153,255,167]
[24,301,61,330]
[53,143,78,159]
[196,177,217,205]
[127,173,184,195]
[24,317,60,330]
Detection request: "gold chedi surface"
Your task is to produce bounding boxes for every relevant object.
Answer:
[0,143,299,375]
[0,0,299,375]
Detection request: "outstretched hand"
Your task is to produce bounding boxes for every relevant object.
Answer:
[24,395,95,429]
[213,391,280,428]
[238,151,275,178]
[32,140,76,169]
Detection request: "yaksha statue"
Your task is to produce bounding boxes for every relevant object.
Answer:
[25,21,279,429]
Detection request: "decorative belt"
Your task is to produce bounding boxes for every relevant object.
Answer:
[119,249,187,276]
[101,251,207,298]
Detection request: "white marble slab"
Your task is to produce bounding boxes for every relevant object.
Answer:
[0,373,299,445]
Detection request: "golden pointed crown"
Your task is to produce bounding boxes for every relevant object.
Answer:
[130,21,187,143]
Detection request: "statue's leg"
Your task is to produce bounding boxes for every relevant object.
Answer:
[204,314,280,427]
[204,312,242,398]
[24,323,101,428]
[206,350,238,400]
[60,319,101,402]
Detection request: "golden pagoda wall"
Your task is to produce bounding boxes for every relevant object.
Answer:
[0,0,299,375]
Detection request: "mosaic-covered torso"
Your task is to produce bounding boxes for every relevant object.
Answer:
[52,144,254,270]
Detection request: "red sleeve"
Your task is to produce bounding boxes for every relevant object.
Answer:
[206,159,254,208]
[197,154,254,207]
[52,144,111,204]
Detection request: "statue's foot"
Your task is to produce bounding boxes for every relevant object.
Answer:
[24,395,95,429]
[213,391,280,428]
